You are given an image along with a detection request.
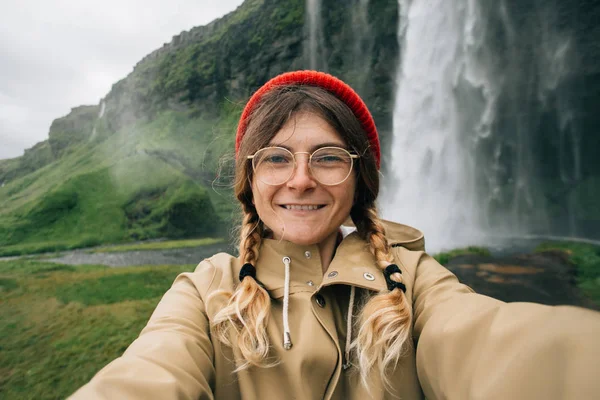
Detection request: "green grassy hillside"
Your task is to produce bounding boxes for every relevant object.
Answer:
[0,106,240,256]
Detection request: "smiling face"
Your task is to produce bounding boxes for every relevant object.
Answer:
[251,112,356,246]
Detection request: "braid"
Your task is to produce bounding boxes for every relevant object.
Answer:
[239,207,262,265]
[363,208,394,266]
[350,206,413,389]
[210,208,273,369]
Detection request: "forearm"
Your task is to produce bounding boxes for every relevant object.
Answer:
[416,292,600,399]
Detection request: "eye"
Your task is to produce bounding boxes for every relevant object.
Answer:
[260,150,293,165]
[312,148,350,166]
[265,155,290,164]
[314,154,344,163]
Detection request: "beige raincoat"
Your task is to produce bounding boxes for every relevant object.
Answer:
[70,220,600,399]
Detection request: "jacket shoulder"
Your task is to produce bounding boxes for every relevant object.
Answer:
[190,252,240,300]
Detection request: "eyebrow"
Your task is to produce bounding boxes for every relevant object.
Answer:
[269,142,350,152]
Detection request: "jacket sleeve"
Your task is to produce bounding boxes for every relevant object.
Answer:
[412,253,600,400]
[69,269,216,400]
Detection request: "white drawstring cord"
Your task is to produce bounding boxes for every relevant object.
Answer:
[343,285,356,370]
[282,256,293,350]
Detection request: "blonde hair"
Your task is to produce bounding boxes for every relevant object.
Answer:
[350,206,412,389]
[210,207,272,369]
[210,85,413,384]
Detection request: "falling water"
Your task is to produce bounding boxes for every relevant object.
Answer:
[99,100,106,118]
[91,100,106,140]
[382,0,491,251]
[305,0,327,70]
[349,0,373,95]
[382,0,580,251]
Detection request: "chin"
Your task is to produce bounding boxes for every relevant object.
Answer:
[271,224,324,245]
[284,234,321,246]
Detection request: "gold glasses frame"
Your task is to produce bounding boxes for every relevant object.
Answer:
[247,146,360,186]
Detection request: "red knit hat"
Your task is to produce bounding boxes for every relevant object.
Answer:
[235,70,381,169]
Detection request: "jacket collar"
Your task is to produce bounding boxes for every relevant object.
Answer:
[253,220,423,297]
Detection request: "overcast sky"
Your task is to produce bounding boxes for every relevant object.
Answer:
[0,0,245,160]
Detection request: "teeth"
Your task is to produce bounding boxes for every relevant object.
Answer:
[285,205,321,211]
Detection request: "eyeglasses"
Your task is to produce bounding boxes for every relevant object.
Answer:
[248,146,359,186]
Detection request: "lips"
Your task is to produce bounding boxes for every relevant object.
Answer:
[280,204,325,211]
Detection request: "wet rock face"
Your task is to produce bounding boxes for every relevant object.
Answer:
[471,0,600,237]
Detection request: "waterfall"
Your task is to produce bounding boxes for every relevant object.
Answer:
[382,0,490,251]
[305,0,327,70]
[91,100,106,140]
[383,0,581,251]
[98,100,106,119]
[349,0,373,95]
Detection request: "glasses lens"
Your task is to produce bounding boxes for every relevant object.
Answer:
[310,147,354,185]
[253,147,294,185]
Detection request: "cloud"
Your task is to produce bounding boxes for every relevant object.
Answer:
[0,0,245,159]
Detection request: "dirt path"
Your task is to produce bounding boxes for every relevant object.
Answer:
[446,250,598,310]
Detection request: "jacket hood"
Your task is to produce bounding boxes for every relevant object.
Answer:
[342,219,425,252]
[381,219,425,251]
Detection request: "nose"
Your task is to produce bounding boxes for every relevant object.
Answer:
[286,156,317,191]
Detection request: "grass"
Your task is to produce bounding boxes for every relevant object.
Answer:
[87,237,225,253]
[535,242,600,305]
[433,246,491,266]
[0,258,194,399]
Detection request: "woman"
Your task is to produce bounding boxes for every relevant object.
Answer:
[70,71,600,399]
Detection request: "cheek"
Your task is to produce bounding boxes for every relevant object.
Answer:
[335,181,356,211]
[251,181,275,215]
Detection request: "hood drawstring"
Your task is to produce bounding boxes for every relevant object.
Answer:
[280,255,355,368]
[343,285,356,370]
[282,256,293,350]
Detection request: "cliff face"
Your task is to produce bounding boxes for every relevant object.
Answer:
[0,105,99,184]
[102,0,305,132]
[0,141,53,185]
[99,0,398,141]
[48,105,100,158]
